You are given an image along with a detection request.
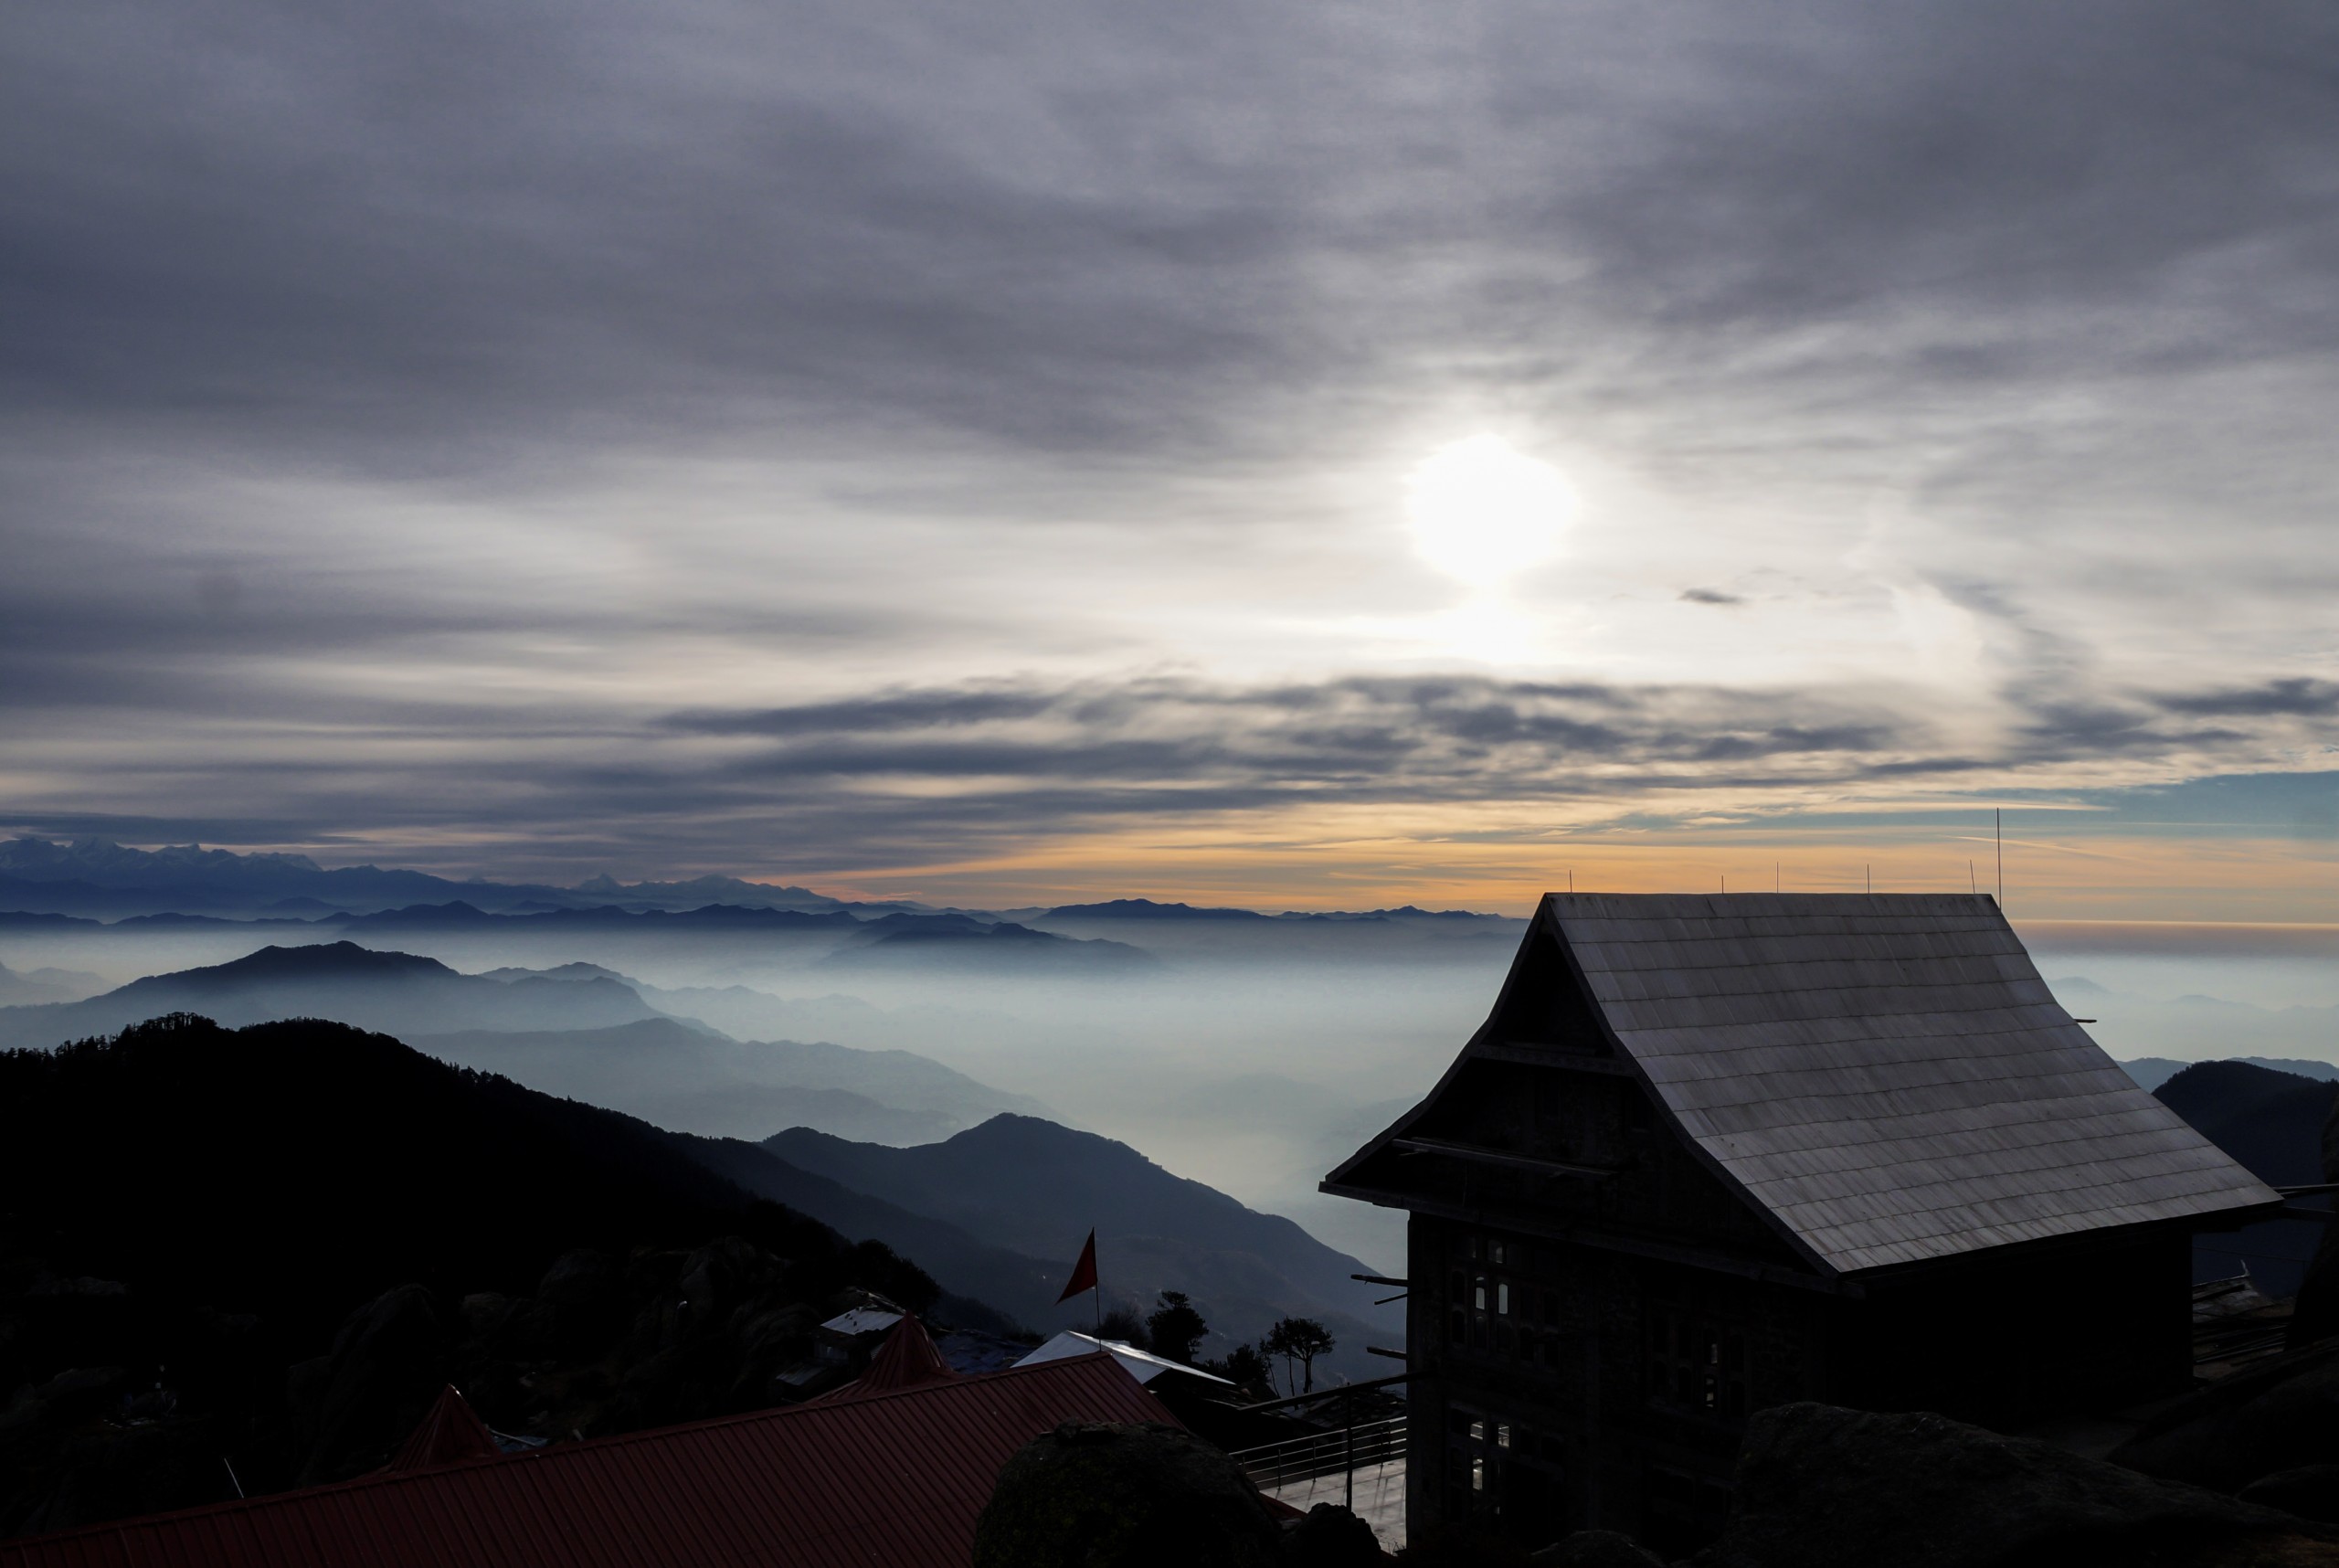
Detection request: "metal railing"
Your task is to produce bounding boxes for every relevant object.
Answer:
[1230,1415,1406,1492]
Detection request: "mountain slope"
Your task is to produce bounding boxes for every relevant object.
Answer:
[411,1018,1038,1143]
[0,1012,984,1533]
[765,1115,1402,1374]
[2123,1056,2339,1093]
[2156,1059,2338,1295]
[0,943,668,1049]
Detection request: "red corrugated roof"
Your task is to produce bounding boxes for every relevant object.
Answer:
[0,1353,1170,1568]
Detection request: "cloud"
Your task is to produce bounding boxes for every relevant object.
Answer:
[4,0,2339,895]
[2154,679,2339,718]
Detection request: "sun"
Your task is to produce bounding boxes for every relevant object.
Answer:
[1404,434,1579,589]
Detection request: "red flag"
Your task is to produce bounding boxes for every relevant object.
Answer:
[1055,1230,1098,1303]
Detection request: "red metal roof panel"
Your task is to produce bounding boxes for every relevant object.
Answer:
[0,1353,1170,1568]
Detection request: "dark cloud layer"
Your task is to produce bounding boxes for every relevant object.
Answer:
[5,0,2336,471]
[4,666,2327,880]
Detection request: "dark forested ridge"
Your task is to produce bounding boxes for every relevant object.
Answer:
[0,1013,972,1538]
[2156,1059,2339,1295]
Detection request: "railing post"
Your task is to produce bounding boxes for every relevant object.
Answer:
[1344,1389,1355,1513]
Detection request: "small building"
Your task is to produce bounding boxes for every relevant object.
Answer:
[1323,893,2281,1556]
[1014,1331,1237,1393]
[816,1304,905,1361]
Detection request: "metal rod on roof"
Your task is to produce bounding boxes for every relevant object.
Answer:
[1996,809,2004,907]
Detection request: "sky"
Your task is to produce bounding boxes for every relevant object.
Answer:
[5,0,2338,916]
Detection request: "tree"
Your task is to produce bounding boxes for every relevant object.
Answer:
[1095,1308,1151,1349]
[1146,1291,1208,1365]
[1263,1317,1335,1394]
[1209,1342,1273,1395]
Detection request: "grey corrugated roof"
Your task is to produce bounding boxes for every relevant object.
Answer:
[1544,893,2278,1274]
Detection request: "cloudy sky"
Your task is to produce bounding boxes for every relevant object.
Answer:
[5,0,2337,914]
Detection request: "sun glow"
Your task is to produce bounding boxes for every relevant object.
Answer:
[1404,434,1579,588]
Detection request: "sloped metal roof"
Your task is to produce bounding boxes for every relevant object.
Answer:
[1543,893,2277,1274]
[0,1354,1168,1568]
[1013,1331,1236,1388]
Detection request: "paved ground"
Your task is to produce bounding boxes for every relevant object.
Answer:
[1265,1458,1406,1552]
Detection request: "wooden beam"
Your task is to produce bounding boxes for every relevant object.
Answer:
[1392,1136,1614,1180]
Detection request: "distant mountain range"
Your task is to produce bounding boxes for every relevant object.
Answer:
[0,837,926,921]
[0,959,104,1007]
[0,942,672,1049]
[0,836,1517,929]
[0,945,1049,1145]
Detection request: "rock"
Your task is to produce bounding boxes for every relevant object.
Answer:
[531,1249,629,1361]
[974,1421,1286,1568]
[1691,1402,2336,1568]
[1285,1501,1388,1566]
[2112,1343,2339,1492]
[2244,1467,2339,1525]
[1532,1530,1666,1567]
[287,1283,446,1484]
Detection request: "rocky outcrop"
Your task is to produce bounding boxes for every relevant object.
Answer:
[287,1284,445,1485]
[1285,1502,1389,1567]
[1690,1403,2336,1568]
[2111,1343,2339,1494]
[1533,1531,1667,1567]
[974,1421,1287,1568]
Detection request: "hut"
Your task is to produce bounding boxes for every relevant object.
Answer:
[1323,893,2281,1555]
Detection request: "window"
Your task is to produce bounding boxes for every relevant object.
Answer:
[1647,1308,1747,1419]
[1498,1282,1511,1316]
[1474,1277,1487,1310]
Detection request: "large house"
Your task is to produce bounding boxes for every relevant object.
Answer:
[1323,893,2281,1555]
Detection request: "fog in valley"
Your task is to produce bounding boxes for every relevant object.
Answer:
[10,885,2339,1295]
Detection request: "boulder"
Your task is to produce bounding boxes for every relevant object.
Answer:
[973,1421,1286,1568]
[2244,1467,2339,1526]
[2112,1343,2339,1492]
[1533,1531,1667,1567]
[1691,1403,2336,1568]
[1285,1502,1388,1566]
[530,1249,629,1361]
[287,1283,446,1484]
